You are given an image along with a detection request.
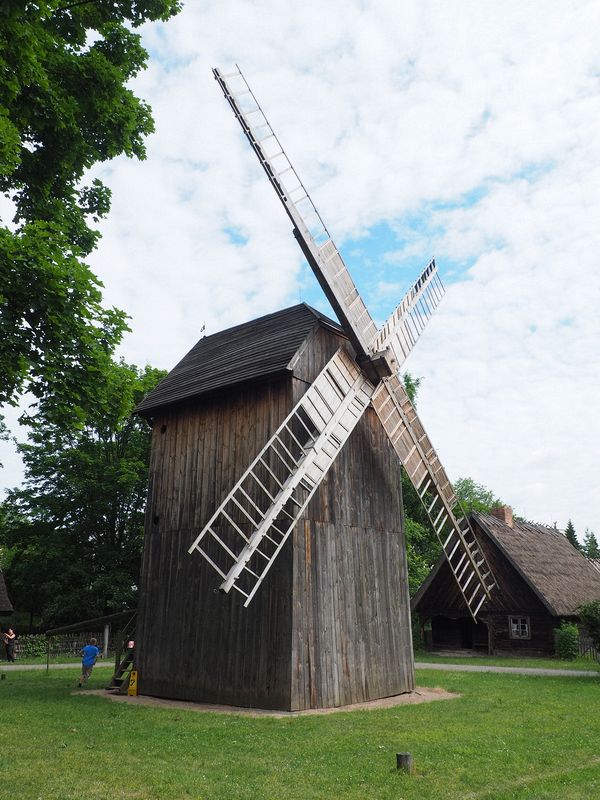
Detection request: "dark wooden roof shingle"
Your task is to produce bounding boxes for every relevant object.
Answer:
[473,513,600,616]
[136,304,343,415]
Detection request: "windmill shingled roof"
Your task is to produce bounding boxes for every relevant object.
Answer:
[0,569,12,614]
[472,512,600,616]
[136,303,344,415]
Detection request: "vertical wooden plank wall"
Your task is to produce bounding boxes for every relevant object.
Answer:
[136,323,415,710]
[290,328,414,708]
[290,403,414,708]
[136,378,295,709]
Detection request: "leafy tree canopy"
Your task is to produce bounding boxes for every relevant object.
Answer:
[0,0,179,412]
[454,476,503,515]
[402,372,421,405]
[0,359,165,626]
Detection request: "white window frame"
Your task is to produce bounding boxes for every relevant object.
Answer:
[509,615,531,640]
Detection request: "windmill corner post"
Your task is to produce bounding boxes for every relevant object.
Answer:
[131,67,495,711]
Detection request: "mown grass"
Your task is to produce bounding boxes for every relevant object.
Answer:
[414,649,600,671]
[6,653,109,666]
[1,666,600,799]
[5,654,88,665]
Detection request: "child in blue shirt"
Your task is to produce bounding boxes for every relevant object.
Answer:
[78,637,100,687]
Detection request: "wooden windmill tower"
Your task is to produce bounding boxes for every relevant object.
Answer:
[134,67,495,711]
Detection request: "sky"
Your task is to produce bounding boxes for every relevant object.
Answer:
[2,0,600,539]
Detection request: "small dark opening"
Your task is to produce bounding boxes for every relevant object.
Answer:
[160,424,167,434]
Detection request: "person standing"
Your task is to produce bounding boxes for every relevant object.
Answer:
[78,637,100,687]
[3,627,16,662]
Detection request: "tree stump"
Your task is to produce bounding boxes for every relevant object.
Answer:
[396,752,414,773]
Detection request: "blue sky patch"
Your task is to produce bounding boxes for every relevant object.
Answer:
[224,226,249,246]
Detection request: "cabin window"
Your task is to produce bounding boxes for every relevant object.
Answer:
[509,616,530,639]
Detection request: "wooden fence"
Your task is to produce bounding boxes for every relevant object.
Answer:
[579,633,599,662]
[14,631,118,659]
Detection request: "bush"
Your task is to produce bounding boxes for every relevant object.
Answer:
[579,600,600,651]
[555,622,579,660]
[14,634,48,658]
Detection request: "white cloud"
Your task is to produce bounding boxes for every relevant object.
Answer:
[2,0,599,539]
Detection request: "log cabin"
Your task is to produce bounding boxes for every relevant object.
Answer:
[134,303,414,710]
[412,506,600,655]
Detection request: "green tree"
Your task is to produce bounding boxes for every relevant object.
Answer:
[0,0,179,412]
[399,372,440,591]
[402,372,421,405]
[582,529,600,560]
[454,477,503,515]
[405,517,440,596]
[564,519,580,550]
[0,360,165,625]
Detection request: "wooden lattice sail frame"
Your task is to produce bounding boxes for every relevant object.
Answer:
[188,66,495,620]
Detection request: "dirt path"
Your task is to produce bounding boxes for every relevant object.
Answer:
[415,661,598,677]
[78,685,458,717]
[3,661,597,677]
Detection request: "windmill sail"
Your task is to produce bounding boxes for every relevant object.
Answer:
[213,66,378,359]
[373,258,445,371]
[372,376,495,619]
[205,65,496,619]
[189,349,374,606]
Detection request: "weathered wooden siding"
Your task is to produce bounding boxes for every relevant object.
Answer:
[487,613,557,656]
[430,616,488,650]
[287,324,350,386]
[290,335,414,708]
[137,325,414,710]
[136,377,295,709]
[291,514,413,708]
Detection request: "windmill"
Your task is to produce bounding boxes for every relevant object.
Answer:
[188,66,495,620]
[134,67,495,711]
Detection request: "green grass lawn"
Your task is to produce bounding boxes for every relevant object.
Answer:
[1,665,600,799]
[6,654,86,665]
[6,653,108,665]
[414,649,600,671]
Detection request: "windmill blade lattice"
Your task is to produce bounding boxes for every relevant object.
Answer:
[198,65,497,620]
[372,376,495,619]
[188,349,374,606]
[373,258,445,372]
[214,66,378,359]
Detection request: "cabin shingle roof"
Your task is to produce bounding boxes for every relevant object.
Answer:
[472,513,600,616]
[136,304,343,415]
[0,569,13,614]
